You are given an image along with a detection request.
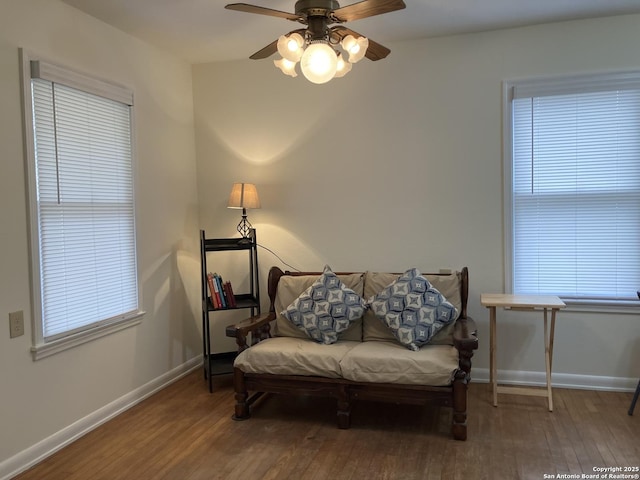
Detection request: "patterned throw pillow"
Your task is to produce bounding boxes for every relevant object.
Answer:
[367,268,458,351]
[281,266,366,344]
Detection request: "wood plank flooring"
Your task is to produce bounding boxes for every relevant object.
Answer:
[13,371,639,480]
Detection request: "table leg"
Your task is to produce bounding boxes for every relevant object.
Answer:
[549,309,556,375]
[543,308,553,412]
[489,306,497,407]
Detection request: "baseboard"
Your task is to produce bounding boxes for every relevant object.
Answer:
[472,368,638,392]
[0,356,202,480]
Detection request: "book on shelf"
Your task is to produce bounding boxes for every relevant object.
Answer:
[207,272,222,308]
[214,273,227,308]
[207,272,238,309]
[223,281,237,308]
[206,273,215,308]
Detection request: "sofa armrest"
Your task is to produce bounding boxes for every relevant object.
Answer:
[225,312,276,352]
[453,316,478,352]
[453,316,478,378]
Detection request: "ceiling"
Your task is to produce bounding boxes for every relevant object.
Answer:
[59,0,640,64]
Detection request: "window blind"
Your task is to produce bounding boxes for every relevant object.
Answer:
[31,77,139,340]
[511,76,640,301]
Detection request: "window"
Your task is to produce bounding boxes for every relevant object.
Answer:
[504,72,640,307]
[21,53,143,359]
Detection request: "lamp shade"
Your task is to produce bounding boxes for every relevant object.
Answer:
[277,33,304,62]
[274,57,298,77]
[341,35,369,63]
[334,53,352,78]
[227,183,261,209]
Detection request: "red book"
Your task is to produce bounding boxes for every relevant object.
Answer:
[224,281,237,307]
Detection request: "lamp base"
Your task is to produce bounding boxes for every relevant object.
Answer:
[237,209,253,239]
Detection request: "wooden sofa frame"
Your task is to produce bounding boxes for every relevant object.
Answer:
[226,266,479,440]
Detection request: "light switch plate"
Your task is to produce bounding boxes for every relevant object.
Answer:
[9,311,24,338]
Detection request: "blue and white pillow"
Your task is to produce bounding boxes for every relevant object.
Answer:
[281,265,366,344]
[367,268,458,351]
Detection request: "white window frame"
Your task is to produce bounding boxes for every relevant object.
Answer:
[503,71,640,314]
[20,50,145,359]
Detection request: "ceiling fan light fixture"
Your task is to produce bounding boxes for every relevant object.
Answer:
[334,53,352,78]
[300,42,338,84]
[225,0,407,84]
[277,33,304,62]
[341,34,369,63]
[274,57,298,77]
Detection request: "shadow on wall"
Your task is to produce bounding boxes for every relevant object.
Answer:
[174,242,202,359]
[133,237,201,383]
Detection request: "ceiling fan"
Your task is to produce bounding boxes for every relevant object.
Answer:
[225,0,406,83]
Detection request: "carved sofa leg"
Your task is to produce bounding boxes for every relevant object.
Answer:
[232,368,250,421]
[451,370,468,441]
[336,385,351,429]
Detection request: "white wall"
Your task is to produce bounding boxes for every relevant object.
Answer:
[193,15,640,386]
[0,0,201,475]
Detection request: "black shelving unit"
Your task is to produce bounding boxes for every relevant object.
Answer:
[200,228,260,392]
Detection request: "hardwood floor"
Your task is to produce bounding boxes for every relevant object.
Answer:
[14,371,639,480]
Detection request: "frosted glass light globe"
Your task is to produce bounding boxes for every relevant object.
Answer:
[341,35,369,63]
[277,33,304,62]
[300,43,338,84]
[334,54,352,78]
[274,57,298,77]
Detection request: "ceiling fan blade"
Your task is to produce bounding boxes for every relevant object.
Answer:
[249,29,307,59]
[362,38,391,61]
[332,0,406,23]
[225,3,302,22]
[249,40,278,60]
[332,26,391,61]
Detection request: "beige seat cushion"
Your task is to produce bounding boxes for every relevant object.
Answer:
[362,271,462,345]
[274,273,365,341]
[340,341,459,386]
[234,337,360,378]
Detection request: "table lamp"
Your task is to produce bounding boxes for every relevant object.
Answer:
[227,183,260,239]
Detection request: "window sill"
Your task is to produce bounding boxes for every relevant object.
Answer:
[31,311,145,361]
[561,299,640,315]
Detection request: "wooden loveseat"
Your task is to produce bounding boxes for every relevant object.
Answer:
[226,266,478,440]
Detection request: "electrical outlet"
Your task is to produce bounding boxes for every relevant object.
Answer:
[9,311,24,338]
